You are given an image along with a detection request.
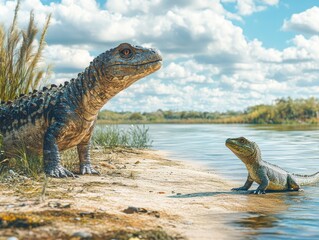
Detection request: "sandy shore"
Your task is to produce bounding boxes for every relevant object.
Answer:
[0,149,290,239]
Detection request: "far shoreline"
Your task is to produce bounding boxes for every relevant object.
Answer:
[97,119,319,125]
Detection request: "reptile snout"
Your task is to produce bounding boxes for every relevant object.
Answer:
[152,48,163,61]
[225,138,234,147]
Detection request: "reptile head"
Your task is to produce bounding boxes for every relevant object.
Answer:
[93,43,162,89]
[225,137,260,163]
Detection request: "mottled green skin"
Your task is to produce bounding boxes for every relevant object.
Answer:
[0,43,162,177]
[226,137,319,194]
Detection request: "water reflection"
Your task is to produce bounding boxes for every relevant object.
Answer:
[231,212,279,230]
[225,187,319,239]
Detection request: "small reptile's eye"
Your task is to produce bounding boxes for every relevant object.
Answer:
[120,48,133,58]
[239,137,245,143]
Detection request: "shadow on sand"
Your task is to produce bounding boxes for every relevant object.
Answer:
[168,189,301,198]
[168,191,248,198]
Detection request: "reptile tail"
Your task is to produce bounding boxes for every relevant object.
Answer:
[293,172,319,186]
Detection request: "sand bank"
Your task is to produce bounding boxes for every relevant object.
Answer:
[0,149,289,239]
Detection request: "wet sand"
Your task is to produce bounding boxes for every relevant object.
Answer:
[0,149,289,239]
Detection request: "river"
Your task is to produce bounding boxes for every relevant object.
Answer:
[145,124,319,239]
[101,124,319,239]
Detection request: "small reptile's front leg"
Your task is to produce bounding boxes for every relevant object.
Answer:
[232,174,253,191]
[43,123,75,178]
[77,143,100,175]
[252,175,269,194]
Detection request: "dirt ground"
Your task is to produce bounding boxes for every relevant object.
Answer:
[0,148,289,240]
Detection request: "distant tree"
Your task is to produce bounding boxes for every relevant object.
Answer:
[163,110,175,119]
[301,97,319,119]
[129,112,144,121]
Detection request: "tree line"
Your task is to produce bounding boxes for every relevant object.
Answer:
[98,97,319,124]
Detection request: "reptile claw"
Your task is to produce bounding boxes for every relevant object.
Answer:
[45,165,76,178]
[80,163,100,175]
[252,190,266,194]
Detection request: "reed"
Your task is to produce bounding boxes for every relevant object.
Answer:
[0,0,51,101]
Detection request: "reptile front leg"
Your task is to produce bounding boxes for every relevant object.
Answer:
[252,174,269,194]
[77,142,100,175]
[44,123,75,178]
[232,174,254,191]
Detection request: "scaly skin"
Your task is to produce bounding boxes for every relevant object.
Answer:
[225,137,319,194]
[0,43,162,178]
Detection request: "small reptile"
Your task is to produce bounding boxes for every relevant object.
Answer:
[0,43,162,177]
[226,137,319,194]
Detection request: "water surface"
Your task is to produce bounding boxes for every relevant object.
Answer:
[100,124,319,239]
[146,124,319,239]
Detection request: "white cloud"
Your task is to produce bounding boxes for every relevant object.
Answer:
[44,45,94,72]
[230,0,279,16]
[106,0,161,15]
[291,35,319,60]
[1,0,319,112]
[261,0,279,6]
[282,7,319,35]
[248,39,282,62]
[236,0,265,16]
[47,72,77,85]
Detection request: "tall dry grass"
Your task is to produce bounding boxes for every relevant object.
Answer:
[0,0,51,101]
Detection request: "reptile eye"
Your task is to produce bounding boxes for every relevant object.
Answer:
[120,48,133,58]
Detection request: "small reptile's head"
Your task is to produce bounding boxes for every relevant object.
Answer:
[93,43,162,89]
[225,137,260,163]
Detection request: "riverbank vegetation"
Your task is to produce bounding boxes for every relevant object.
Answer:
[98,97,319,124]
[93,125,152,149]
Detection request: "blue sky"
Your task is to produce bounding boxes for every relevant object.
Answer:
[232,0,319,49]
[1,0,319,112]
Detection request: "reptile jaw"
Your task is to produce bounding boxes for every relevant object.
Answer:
[225,137,254,158]
[106,58,162,90]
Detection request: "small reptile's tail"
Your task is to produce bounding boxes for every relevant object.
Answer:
[293,172,319,186]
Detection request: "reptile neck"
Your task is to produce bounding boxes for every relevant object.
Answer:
[241,145,262,166]
[67,65,119,122]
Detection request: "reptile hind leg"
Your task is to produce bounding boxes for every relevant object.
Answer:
[287,175,302,191]
[77,125,99,175]
[44,123,75,178]
[77,142,99,175]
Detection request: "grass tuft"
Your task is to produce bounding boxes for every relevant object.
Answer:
[92,125,153,149]
[0,146,43,179]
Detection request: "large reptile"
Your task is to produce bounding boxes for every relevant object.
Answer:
[226,137,319,194]
[0,43,162,178]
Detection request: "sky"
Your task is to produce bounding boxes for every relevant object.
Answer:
[0,0,319,112]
